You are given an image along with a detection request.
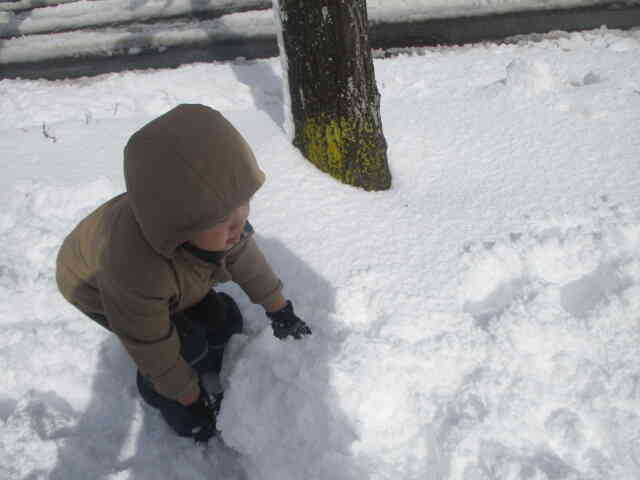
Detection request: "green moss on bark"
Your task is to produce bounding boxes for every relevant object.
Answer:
[300,114,391,191]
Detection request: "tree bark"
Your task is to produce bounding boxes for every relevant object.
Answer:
[276,0,391,191]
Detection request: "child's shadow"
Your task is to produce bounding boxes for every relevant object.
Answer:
[257,234,334,310]
[33,236,358,480]
[219,236,364,480]
[25,337,141,479]
[230,59,286,133]
[32,333,248,480]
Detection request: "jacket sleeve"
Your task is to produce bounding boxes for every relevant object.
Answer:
[98,273,199,401]
[226,233,283,308]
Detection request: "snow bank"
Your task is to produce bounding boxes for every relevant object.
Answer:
[368,0,633,23]
[0,0,267,37]
[0,9,275,64]
[2,0,636,66]
[1,0,631,38]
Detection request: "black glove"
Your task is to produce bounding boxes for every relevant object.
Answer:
[266,300,312,340]
[186,386,223,443]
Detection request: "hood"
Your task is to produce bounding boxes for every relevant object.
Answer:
[124,104,265,258]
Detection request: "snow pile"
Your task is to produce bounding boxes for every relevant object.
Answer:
[0,9,276,64]
[1,26,640,480]
[0,0,77,12]
[368,0,630,23]
[1,0,630,38]
[0,0,266,37]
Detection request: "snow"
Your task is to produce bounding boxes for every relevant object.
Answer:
[1,0,632,38]
[0,9,276,65]
[1,25,640,480]
[3,0,637,66]
[0,0,78,13]
[0,0,264,37]
[367,0,636,23]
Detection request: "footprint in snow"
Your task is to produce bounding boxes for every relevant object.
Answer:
[460,237,531,330]
[560,260,632,318]
[460,211,639,326]
[570,71,602,87]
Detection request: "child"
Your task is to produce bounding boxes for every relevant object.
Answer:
[56,104,311,443]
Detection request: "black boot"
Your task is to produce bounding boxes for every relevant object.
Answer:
[136,370,164,409]
[136,373,222,442]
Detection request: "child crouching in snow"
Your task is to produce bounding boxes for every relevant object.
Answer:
[55,104,311,443]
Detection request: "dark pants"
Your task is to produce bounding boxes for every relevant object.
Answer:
[85,291,243,438]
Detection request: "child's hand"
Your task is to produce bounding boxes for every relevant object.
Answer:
[266,300,312,340]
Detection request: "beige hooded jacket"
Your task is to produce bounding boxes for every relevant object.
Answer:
[56,105,283,400]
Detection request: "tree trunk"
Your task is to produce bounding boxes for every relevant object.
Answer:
[275,0,391,191]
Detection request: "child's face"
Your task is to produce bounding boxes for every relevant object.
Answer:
[190,203,250,251]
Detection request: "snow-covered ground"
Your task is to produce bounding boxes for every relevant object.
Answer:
[1,26,640,480]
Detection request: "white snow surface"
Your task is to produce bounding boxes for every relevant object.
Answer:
[2,27,640,480]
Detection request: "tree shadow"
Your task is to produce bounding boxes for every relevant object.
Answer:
[229,58,285,132]
[112,3,286,131]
